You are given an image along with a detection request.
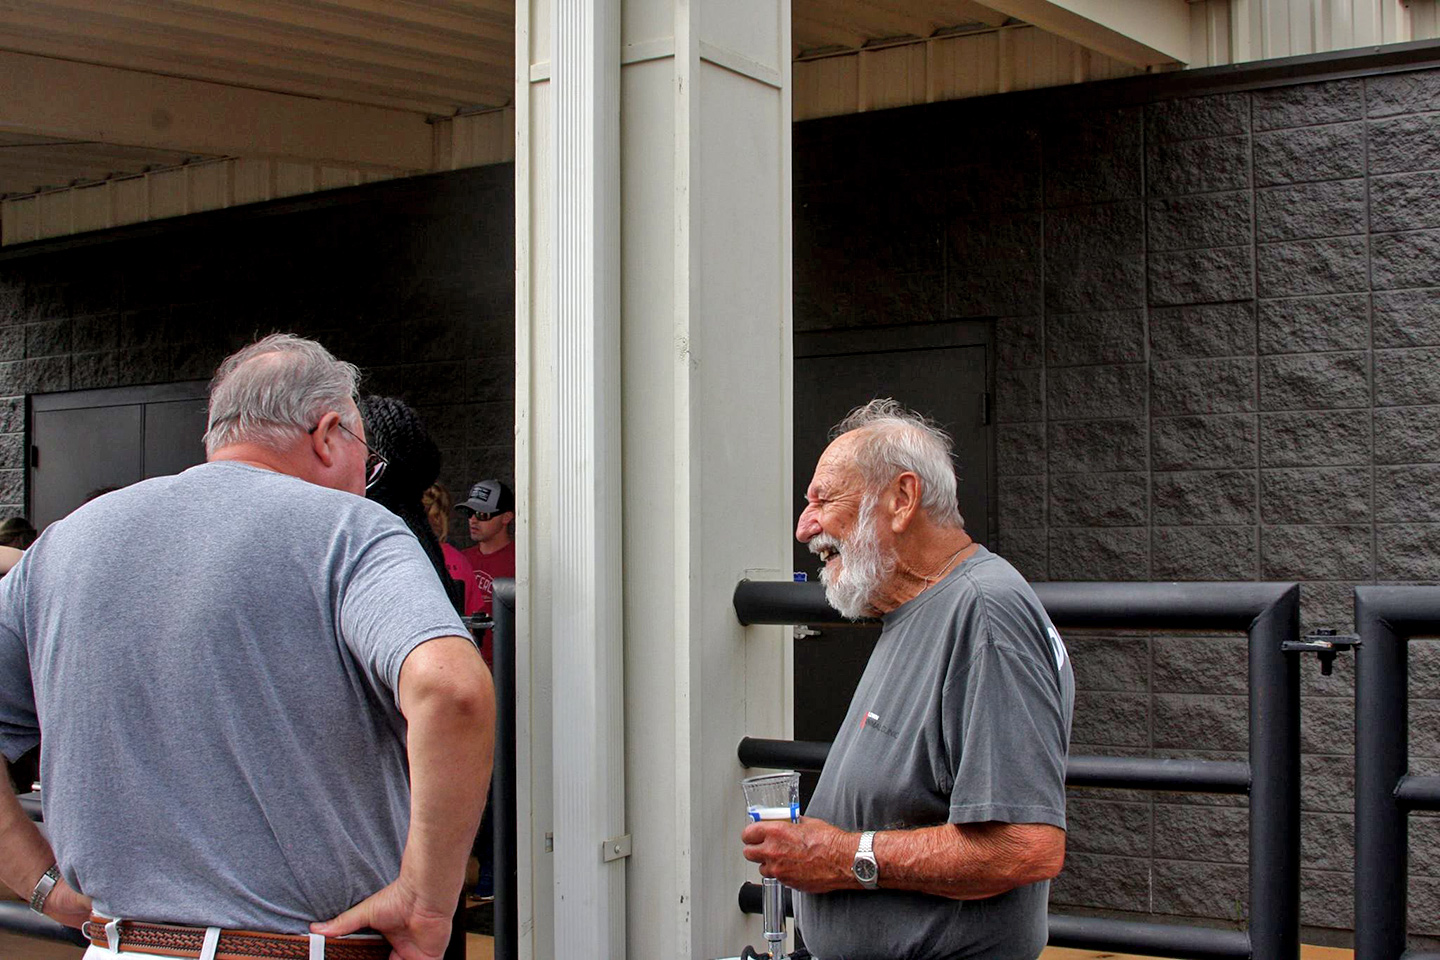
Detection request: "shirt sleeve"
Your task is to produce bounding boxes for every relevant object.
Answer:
[0,560,39,762]
[338,526,474,705]
[944,609,1069,830]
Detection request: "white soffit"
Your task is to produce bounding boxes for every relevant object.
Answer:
[793,0,1010,55]
[979,0,1189,66]
[0,0,515,199]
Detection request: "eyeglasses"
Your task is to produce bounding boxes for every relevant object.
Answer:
[311,419,389,490]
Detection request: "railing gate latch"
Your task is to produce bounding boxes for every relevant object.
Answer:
[1282,628,1361,676]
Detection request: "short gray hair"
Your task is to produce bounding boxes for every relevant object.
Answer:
[831,398,964,529]
[203,333,361,456]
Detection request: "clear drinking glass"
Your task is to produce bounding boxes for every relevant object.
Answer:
[742,771,800,823]
[741,771,800,959]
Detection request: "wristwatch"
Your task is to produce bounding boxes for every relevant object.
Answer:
[29,864,59,915]
[852,830,879,889]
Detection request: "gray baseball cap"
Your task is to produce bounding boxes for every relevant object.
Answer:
[458,479,515,516]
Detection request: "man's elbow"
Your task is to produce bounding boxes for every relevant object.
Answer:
[1014,827,1065,887]
[400,636,496,725]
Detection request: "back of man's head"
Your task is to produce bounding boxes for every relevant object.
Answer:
[203,334,360,457]
[831,398,965,530]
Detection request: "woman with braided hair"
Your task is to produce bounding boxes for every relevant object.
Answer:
[358,396,470,616]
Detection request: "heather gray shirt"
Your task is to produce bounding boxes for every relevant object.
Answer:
[795,546,1073,960]
[0,462,470,932]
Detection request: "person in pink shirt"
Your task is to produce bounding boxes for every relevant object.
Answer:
[458,479,515,668]
[423,483,483,618]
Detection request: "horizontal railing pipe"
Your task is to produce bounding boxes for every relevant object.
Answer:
[734,579,1299,633]
[740,739,1251,796]
[1397,775,1440,812]
[0,902,87,946]
[1046,915,1250,960]
[733,580,867,627]
[738,737,828,773]
[738,882,793,918]
[1065,756,1249,794]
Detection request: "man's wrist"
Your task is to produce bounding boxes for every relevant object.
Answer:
[851,830,880,889]
[28,863,59,914]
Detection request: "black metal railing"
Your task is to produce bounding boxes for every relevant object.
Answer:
[734,579,1302,960]
[491,577,518,960]
[1354,585,1440,960]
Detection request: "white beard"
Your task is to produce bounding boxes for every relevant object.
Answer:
[813,494,895,620]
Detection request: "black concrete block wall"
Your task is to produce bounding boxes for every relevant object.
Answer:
[795,65,1440,940]
[0,165,515,548]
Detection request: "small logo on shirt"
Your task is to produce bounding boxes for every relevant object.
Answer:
[859,710,900,740]
[474,569,495,604]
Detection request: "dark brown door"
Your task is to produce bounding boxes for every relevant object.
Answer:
[30,382,209,530]
[793,322,994,757]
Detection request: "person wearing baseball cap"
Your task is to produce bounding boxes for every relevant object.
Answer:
[458,479,515,668]
[457,479,514,903]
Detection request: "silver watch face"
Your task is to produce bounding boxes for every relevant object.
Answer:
[854,857,878,883]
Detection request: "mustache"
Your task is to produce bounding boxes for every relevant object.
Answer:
[808,535,840,557]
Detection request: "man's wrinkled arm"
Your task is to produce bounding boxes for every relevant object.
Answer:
[874,821,1065,899]
[743,816,1064,899]
[0,760,91,927]
[313,635,494,960]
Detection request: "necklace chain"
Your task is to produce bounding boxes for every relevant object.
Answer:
[923,544,968,583]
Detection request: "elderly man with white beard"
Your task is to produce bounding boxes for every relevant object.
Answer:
[742,399,1074,960]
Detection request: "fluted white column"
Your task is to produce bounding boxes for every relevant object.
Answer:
[517,0,790,955]
[548,0,626,956]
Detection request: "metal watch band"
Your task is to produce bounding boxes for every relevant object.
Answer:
[29,864,59,915]
[854,830,879,889]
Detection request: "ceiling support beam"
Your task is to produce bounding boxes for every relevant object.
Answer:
[977,0,1189,66]
[0,50,433,171]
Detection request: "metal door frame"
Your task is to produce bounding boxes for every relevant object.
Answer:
[27,380,209,521]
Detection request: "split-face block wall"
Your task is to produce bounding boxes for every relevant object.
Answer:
[794,63,1440,939]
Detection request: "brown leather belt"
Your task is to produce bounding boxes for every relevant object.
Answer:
[83,916,391,960]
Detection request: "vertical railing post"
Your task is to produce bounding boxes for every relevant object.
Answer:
[1249,585,1301,960]
[493,578,518,960]
[1354,589,1409,960]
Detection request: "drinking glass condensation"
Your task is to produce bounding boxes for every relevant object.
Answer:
[743,771,800,823]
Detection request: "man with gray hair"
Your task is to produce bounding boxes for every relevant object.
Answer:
[743,398,1073,960]
[0,333,493,960]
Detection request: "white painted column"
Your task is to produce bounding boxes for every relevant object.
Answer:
[516,0,792,956]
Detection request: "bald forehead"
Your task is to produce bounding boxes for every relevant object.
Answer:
[810,432,865,493]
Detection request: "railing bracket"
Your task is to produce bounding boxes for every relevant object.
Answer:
[1282,628,1360,676]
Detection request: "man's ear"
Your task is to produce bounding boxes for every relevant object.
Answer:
[310,411,342,468]
[889,473,922,533]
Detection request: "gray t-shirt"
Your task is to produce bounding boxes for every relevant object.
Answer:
[0,461,470,932]
[796,545,1074,960]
